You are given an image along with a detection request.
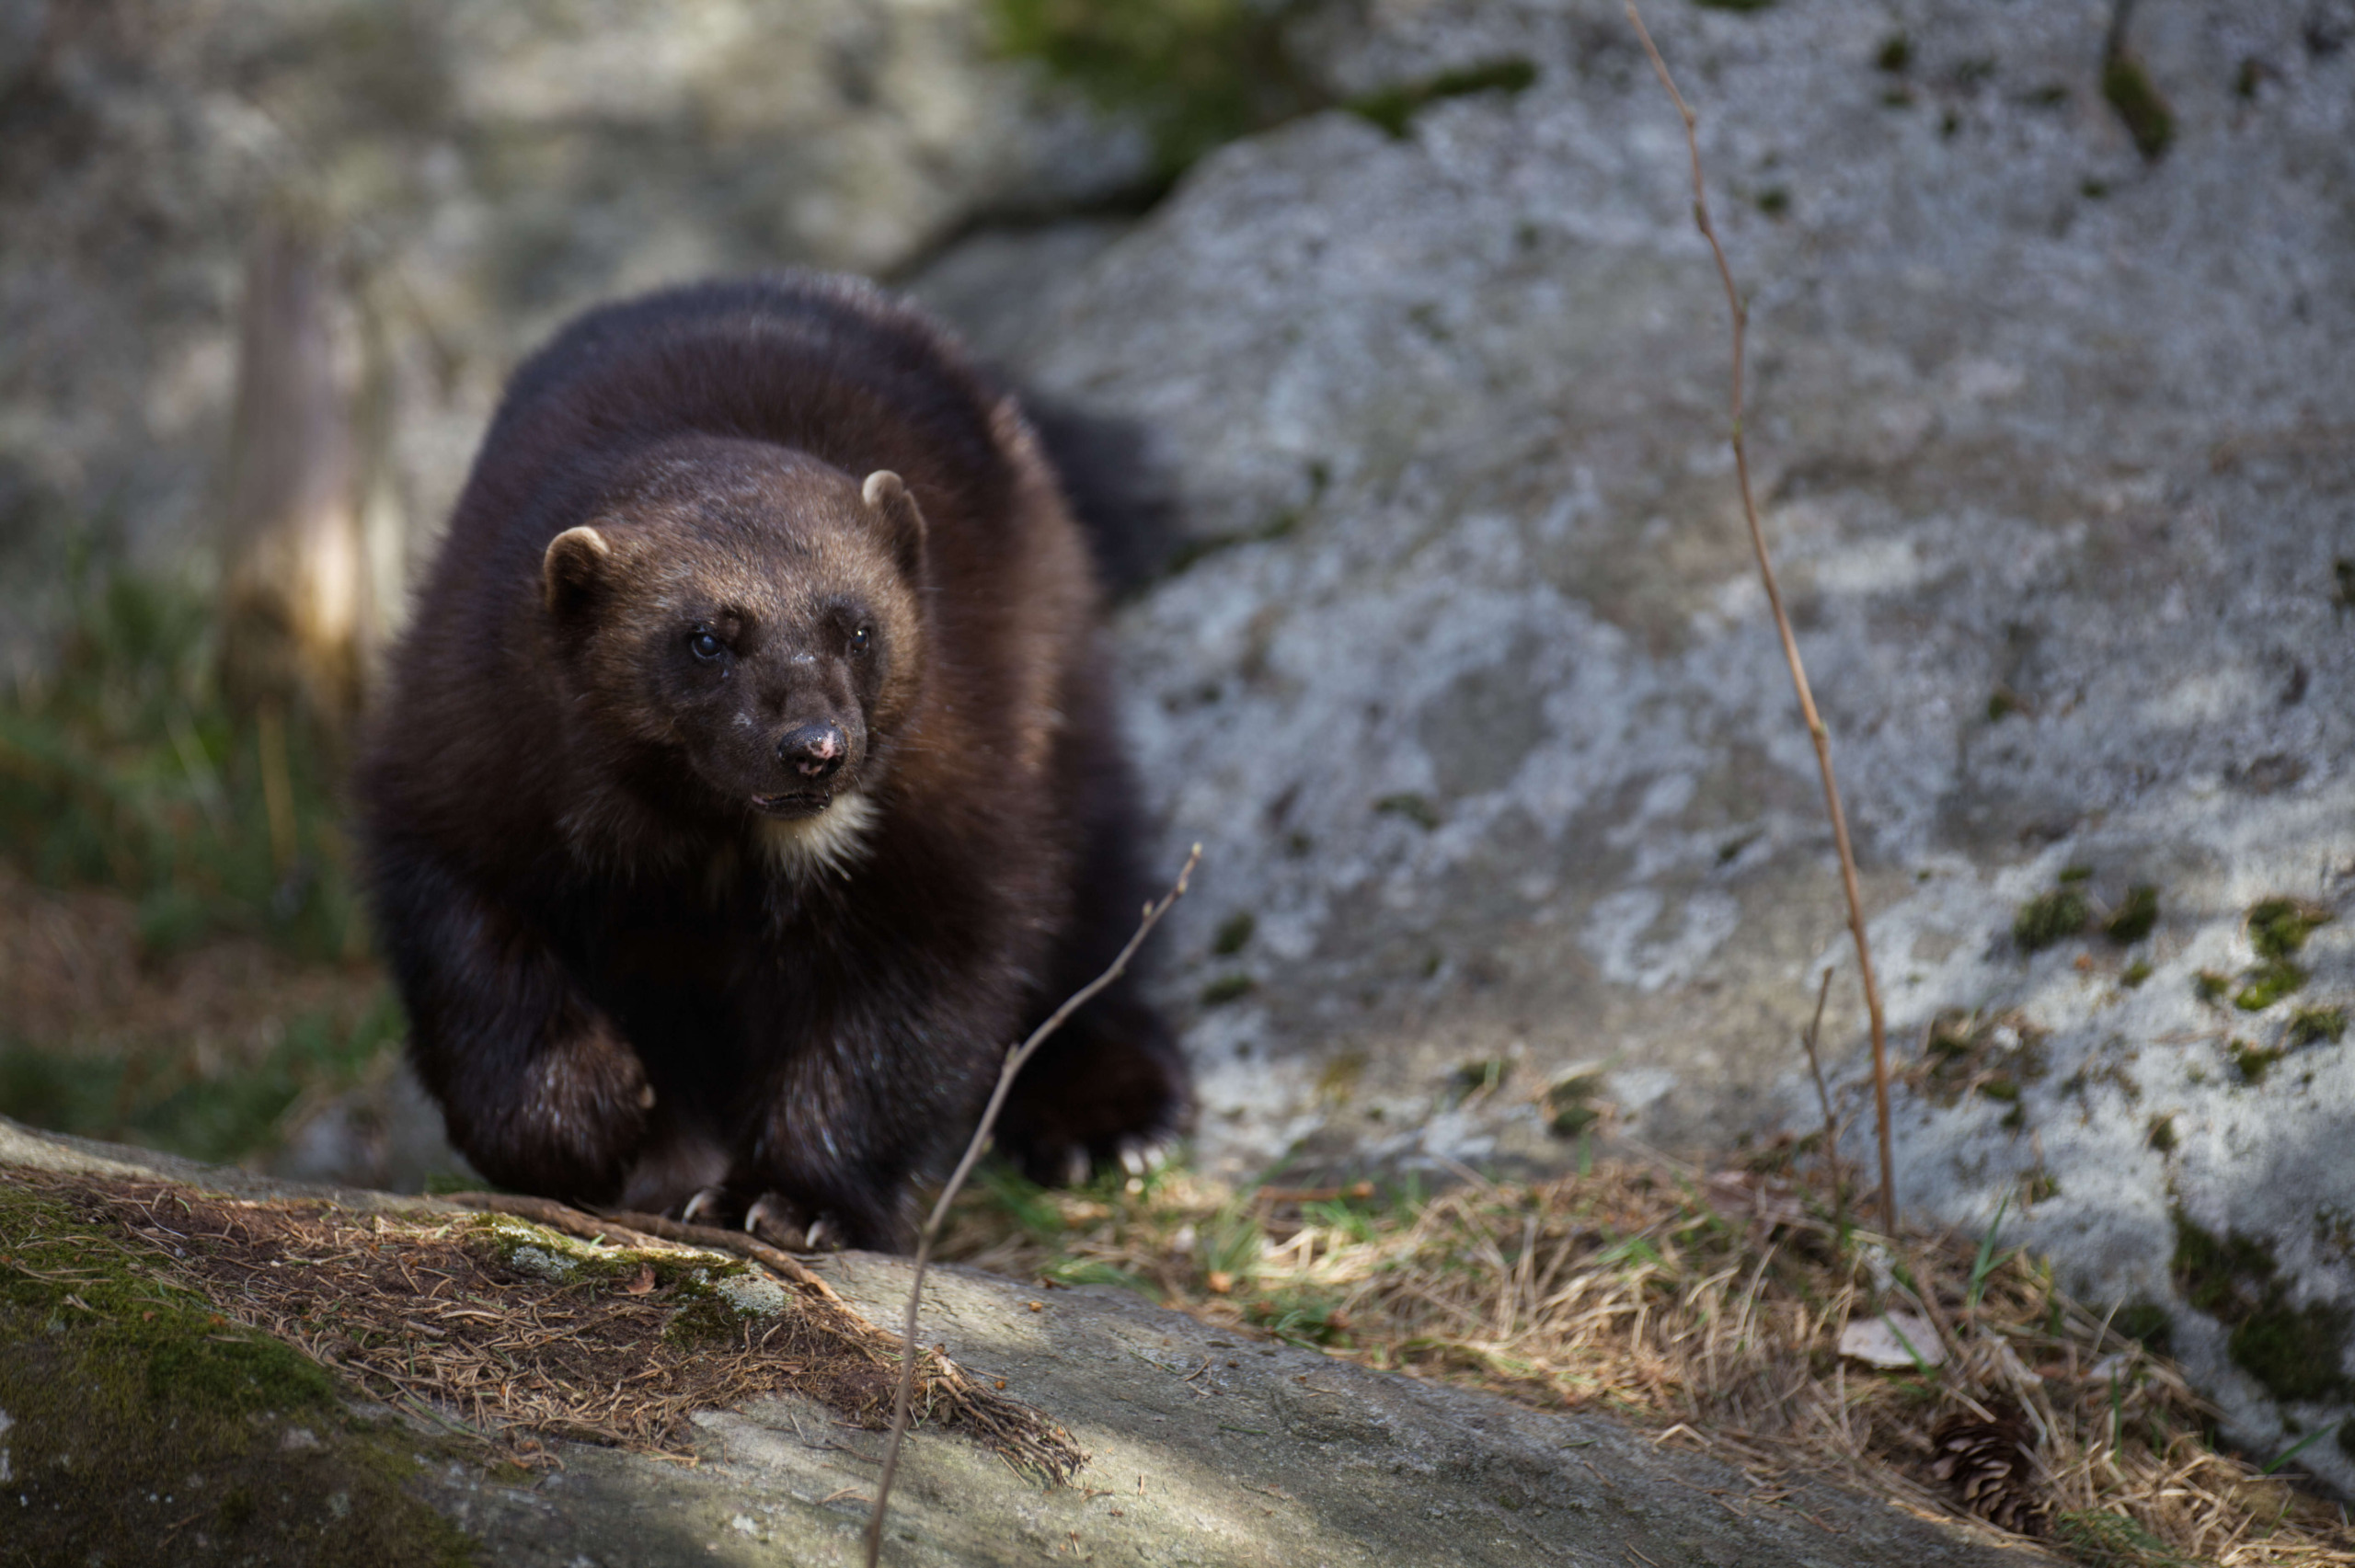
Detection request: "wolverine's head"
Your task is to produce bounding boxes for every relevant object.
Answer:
[540,435,926,860]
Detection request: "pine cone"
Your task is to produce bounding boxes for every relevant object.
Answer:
[1930,1409,2050,1536]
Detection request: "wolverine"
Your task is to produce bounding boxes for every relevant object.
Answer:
[359,275,1189,1250]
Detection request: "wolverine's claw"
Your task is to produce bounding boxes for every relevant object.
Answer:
[681,1185,728,1225]
[800,1216,834,1252]
[1059,1146,1091,1189]
[1120,1137,1178,1179]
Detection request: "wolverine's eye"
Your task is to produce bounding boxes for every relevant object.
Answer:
[848,624,872,657]
[688,630,723,662]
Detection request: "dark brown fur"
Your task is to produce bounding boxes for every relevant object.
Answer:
[358,275,1188,1249]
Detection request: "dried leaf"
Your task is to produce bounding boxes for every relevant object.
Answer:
[1837,1310,1944,1368]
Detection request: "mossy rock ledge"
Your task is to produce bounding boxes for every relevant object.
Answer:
[0,1116,2054,1567]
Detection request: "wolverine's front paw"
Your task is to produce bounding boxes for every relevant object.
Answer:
[998,1053,1194,1189]
[745,1191,848,1252]
[668,1185,847,1252]
[678,1185,731,1226]
[1002,1129,1183,1191]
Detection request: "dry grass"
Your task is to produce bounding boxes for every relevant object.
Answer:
[14,1169,1081,1479]
[938,1154,2355,1567]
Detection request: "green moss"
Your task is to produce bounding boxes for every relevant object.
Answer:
[471,1215,722,1295]
[1212,910,1258,956]
[1346,57,1537,139]
[2194,969,2233,1004]
[1875,33,1911,73]
[2014,888,2090,952]
[2171,1207,2355,1402]
[2173,1208,2278,1318]
[2233,958,2306,1012]
[2101,53,2174,161]
[2121,960,2154,988]
[1374,792,1441,830]
[2288,1006,2347,1047]
[480,1219,774,1350]
[1200,973,1256,1007]
[2105,885,2160,944]
[2227,1039,2289,1085]
[986,0,1321,180]
[2230,1300,2355,1402]
[0,1182,477,1566]
[1445,1058,1511,1108]
[1986,687,2023,722]
[1544,1072,1605,1138]
[2248,898,2331,959]
[2112,1301,2172,1356]
[2145,1115,2176,1154]
[1753,186,1790,218]
[661,1291,750,1348]
[2058,864,2095,884]
[2020,1171,2060,1204]
[1921,1011,2048,1108]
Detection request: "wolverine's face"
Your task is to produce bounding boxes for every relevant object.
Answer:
[542,437,926,833]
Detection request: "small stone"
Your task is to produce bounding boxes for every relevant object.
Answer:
[1838,1312,1945,1369]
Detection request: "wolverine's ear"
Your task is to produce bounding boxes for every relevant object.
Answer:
[860,470,926,579]
[543,526,612,618]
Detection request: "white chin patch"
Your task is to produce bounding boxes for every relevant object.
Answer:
[757,790,877,881]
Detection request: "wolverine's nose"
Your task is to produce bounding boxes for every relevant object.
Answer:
[778,721,846,782]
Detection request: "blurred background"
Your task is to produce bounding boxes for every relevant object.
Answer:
[6,0,2355,1490]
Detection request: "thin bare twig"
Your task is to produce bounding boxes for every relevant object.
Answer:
[1623,3,1897,1230]
[1798,966,1844,1231]
[863,844,1201,1567]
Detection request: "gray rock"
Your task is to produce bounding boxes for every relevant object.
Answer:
[929,0,2355,1488]
[1,1115,2051,1566]
[0,1,42,97]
